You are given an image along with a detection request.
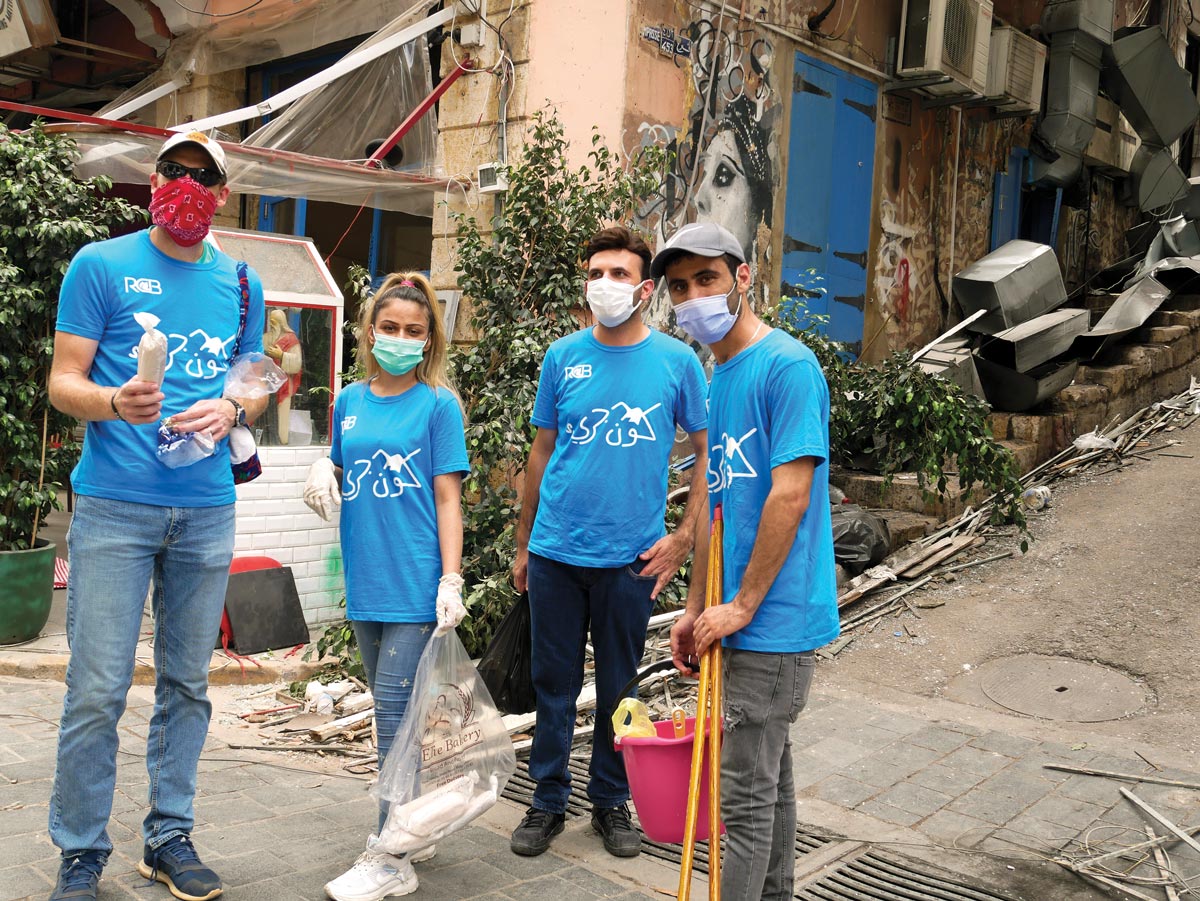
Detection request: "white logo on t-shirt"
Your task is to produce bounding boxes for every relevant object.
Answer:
[707,428,759,492]
[124,276,162,294]
[566,402,662,448]
[564,364,592,380]
[343,448,423,501]
[127,327,235,381]
[341,416,357,432]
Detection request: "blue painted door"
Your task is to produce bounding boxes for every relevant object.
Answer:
[782,52,877,357]
[991,148,1027,250]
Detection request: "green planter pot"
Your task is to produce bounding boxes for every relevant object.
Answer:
[0,539,56,645]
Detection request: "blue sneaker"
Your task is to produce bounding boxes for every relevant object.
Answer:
[137,834,222,900]
[49,851,106,900]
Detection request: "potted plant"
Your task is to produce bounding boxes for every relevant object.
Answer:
[0,122,143,643]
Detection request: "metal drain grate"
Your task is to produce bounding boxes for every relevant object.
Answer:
[504,756,1020,901]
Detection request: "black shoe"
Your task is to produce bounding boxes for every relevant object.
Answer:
[592,803,641,857]
[510,806,565,856]
[49,851,106,900]
[136,834,222,900]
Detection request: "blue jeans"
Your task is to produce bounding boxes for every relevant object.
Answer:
[50,495,235,856]
[720,648,815,901]
[353,620,433,832]
[526,552,656,814]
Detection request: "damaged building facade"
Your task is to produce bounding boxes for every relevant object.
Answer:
[4,0,1200,621]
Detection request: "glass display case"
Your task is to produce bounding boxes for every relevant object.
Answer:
[207,228,345,447]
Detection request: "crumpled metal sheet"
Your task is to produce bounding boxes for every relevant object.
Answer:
[1072,275,1171,358]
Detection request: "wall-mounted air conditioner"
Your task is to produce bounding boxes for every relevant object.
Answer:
[985,25,1047,114]
[898,0,994,96]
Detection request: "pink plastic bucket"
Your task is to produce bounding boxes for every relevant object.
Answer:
[615,715,725,843]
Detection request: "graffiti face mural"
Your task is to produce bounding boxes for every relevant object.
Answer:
[631,14,781,342]
[633,18,778,257]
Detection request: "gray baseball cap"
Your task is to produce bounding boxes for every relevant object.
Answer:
[650,221,746,280]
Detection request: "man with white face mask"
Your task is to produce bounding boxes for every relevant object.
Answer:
[655,222,838,901]
[510,226,708,859]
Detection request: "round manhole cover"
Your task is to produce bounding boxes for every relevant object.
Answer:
[977,654,1149,722]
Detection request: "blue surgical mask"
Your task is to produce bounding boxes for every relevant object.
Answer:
[372,331,426,375]
[674,285,741,345]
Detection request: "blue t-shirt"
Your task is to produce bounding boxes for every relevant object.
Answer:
[529,328,708,568]
[56,230,265,507]
[707,328,839,653]
[331,380,469,622]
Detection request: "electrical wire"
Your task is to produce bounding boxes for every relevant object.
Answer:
[171,0,265,17]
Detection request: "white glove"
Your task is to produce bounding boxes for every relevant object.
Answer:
[303,457,341,521]
[435,573,467,635]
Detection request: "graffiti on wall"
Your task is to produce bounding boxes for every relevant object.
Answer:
[630,12,782,331]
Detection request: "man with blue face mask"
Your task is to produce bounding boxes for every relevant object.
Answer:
[510,226,708,859]
[655,222,839,901]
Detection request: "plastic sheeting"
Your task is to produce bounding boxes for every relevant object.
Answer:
[46,124,447,216]
[243,24,436,170]
[96,0,432,126]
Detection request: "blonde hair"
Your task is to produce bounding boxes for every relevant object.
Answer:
[356,271,454,393]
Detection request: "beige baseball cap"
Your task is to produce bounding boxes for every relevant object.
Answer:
[157,130,227,177]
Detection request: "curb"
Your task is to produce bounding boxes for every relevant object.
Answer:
[0,653,323,686]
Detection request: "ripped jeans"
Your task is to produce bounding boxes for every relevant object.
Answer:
[720,648,816,901]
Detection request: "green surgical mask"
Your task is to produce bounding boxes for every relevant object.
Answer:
[372,332,426,375]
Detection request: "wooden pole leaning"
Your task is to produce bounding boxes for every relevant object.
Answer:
[678,505,724,901]
[707,509,723,900]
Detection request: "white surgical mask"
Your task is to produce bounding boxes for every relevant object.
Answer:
[674,285,741,345]
[586,277,646,328]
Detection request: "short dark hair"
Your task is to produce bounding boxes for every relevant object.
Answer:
[585,226,652,281]
[663,250,743,281]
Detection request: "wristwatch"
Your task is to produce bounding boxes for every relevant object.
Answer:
[225,397,247,428]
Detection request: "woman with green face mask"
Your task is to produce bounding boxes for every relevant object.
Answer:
[303,272,469,901]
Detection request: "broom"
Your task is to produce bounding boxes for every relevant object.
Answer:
[678,505,723,901]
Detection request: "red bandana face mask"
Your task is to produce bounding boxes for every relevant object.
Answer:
[149,176,217,247]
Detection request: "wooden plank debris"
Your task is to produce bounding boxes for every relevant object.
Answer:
[1043,763,1200,791]
[1145,826,1181,901]
[1119,788,1200,859]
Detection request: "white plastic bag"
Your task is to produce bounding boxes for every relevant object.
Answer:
[1072,429,1117,452]
[224,352,288,399]
[368,630,516,856]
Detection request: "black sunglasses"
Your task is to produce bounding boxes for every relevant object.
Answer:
[155,159,224,188]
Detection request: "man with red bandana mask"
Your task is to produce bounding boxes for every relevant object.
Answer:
[45,131,267,901]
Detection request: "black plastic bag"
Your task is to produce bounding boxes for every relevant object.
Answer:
[831,503,891,576]
[476,592,535,715]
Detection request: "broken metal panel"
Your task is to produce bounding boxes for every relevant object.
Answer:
[1072,275,1170,358]
[953,240,1068,335]
[917,337,986,400]
[1139,257,1200,294]
[974,355,1079,412]
[1128,144,1189,211]
[1102,26,1200,147]
[978,308,1090,372]
[1161,216,1200,257]
[1040,0,1114,44]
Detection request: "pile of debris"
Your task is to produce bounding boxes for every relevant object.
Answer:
[829,375,1200,656]
[923,236,1200,414]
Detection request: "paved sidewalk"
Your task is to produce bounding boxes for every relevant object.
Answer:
[0,678,678,901]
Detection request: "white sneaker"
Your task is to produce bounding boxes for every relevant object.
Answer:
[324,851,418,901]
[409,844,437,864]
